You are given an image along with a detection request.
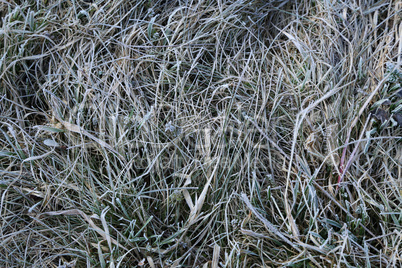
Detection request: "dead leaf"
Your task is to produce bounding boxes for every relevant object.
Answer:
[393,113,402,127]
[371,108,389,124]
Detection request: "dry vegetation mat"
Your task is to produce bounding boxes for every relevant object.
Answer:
[1,0,402,267]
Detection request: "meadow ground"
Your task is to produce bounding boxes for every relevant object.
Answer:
[1,0,402,267]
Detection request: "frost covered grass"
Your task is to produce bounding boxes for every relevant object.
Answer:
[1,0,402,267]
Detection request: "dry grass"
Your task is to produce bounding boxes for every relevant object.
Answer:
[1,0,402,267]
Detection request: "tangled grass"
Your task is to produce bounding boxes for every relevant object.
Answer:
[1,0,402,267]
